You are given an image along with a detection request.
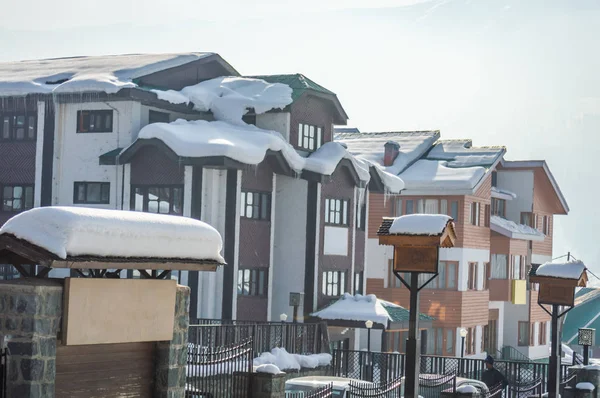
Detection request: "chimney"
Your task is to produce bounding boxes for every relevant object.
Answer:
[383,141,400,166]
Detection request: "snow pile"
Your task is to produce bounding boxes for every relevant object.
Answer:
[0,53,213,96]
[576,382,595,391]
[399,160,486,191]
[490,215,545,241]
[536,260,586,280]
[389,214,452,236]
[311,293,395,326]
[456,385,478,393]
[0,207,225,263]
[253,348,332,371]
[135,119,404,193]
[255,364,284,375]
[156,77,292,125]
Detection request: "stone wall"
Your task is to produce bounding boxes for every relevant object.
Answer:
[155,285,190,398]
[0,279,62,397]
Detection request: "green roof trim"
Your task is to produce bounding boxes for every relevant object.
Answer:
[99,147,124,165]
[382,302,435,322]
[248,73,335,102]
[562,288,600,344]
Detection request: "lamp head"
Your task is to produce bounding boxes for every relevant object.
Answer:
[459,328,468,338]
[280,313,288,322]
[365,320,374,329]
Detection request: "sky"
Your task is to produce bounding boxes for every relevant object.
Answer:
[1,0,599,277]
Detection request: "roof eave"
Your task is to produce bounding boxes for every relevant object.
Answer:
[490,223,546,242]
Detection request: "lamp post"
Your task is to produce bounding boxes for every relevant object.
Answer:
[280,313,287,349]
[578,328,595,366]
[365,320,373,354]
[459,328,467,376]
[529,258,588,398]
[377,214,456,398]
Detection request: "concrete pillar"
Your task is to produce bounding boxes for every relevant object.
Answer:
[155,285,190,398]
[0,279,62,398]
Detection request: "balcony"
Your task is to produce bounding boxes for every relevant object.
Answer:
[489,279,527,304]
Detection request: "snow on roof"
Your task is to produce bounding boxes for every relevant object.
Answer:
[0,206,225,263]
[153,76,293,125]
[426,140,505,168]
[134,119,404,193]
[311,293,395,326]
[490,215,545,241]
[399,160,486,192]
[0,53,214,96]
[335,131,440,176]
[535,260,586,280]
[388,214,452,236]
[492,186,517,200]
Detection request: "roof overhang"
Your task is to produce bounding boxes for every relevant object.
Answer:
[500,159,569,214]
[490,223,545,242]
[0,234,221,272]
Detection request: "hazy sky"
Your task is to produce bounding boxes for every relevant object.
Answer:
[2,0,599,276]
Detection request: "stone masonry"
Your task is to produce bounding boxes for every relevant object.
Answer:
[0,278,62,398]
[155,285,190,398]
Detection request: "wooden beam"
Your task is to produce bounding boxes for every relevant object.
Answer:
[13,264,31,278]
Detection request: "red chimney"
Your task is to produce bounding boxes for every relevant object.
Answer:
[383,141,400,166]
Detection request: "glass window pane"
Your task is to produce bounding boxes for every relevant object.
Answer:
[2,117,9,139]
[258,270,265,295]
[12,199,22,210]
[324,199,329,223]
[76,184,86,202]
[396,199,403,216]
[342,201,348,225]
[246,204,253,218]
[13,186,22,199]
[316,128,322,148]
[27,116,35,139]
[447,263,456,288]
[134,188,144,211]
[309,125,314,138]
[451,201,459,220]
[25,187,33,209]
[240,192,246,217]
[2,187,10,199]
[16,128,24,140]
[298,124,303,146]
[309,137,314,150]
[87,183,102,202]
[105,114,112,130]
[260,194,269,220]
[440,200,448,215]
[446,330,454,354]
[173,188,183,215]
[101,184,110,202]
[322,273,327,294]
[238,270,244,294]
[406,200,414,215]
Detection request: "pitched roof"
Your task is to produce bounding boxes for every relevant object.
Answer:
[381,301,434,322]
[425,139,506,168]
[248,74,348,123]
[563,288,600,344]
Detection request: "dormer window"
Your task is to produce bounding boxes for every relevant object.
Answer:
[298,123,322,151]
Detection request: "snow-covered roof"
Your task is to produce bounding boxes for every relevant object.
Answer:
[388,214,453,236]
[335,131,440,176]
[399,160,486,192]
[492,186,517,200]
[0,207,225,266]
[128,120,404,193]
[490,215,545,241]
[534,260,586,280]
[426,140,505,168]
[501,160,569,213]
[0,53,217,96]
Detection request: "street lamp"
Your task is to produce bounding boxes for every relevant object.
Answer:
[459,328,468,358]
[280,313,288,322]
[365,320,373,354]
[280,313,288,350]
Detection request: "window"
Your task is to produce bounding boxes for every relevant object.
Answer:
[465,327,475,355]
[450,201,459,221]
[491,254,508,279]
[325,198,349,226]
[237,268,266,296]
[446,329,455,356]
[518,322,530,346]
[440,199,448,216]
[354,271,364,294]
[73,182,110,204]
[77,110,113,133]
[542,216,549,235]
[405,200,414,215]
[491,171,498,187]
[149,110,170,124]
[483,262,490,289]
[470,202,480,226]
[297,123,323,151]
[356,203,366,230]
[468,263,478,290]
[241,191,271,220]
[0,114,36,141]
[2,185,34,212]
[133,186,183,215]
[512,255,522,280]
[484,204,490,227]
[322,271,346,297]
[491,198,506,218]
[539,322,548,345]
[429,261,457,290]
[530,323,535,346]
[520,212,534,227]
[395,199,403,217]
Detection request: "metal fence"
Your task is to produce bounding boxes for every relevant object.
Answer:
[189,320,330,358]
[0,348,6,398]
[348,376,403,398]
[286,383,334,398]
[186,338,253,398]
[418,374,457,398]
[332,349,405,384]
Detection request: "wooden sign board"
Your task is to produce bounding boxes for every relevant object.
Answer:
[538,284,575,307]
[62,278,177,346]
[394,246,439,273]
